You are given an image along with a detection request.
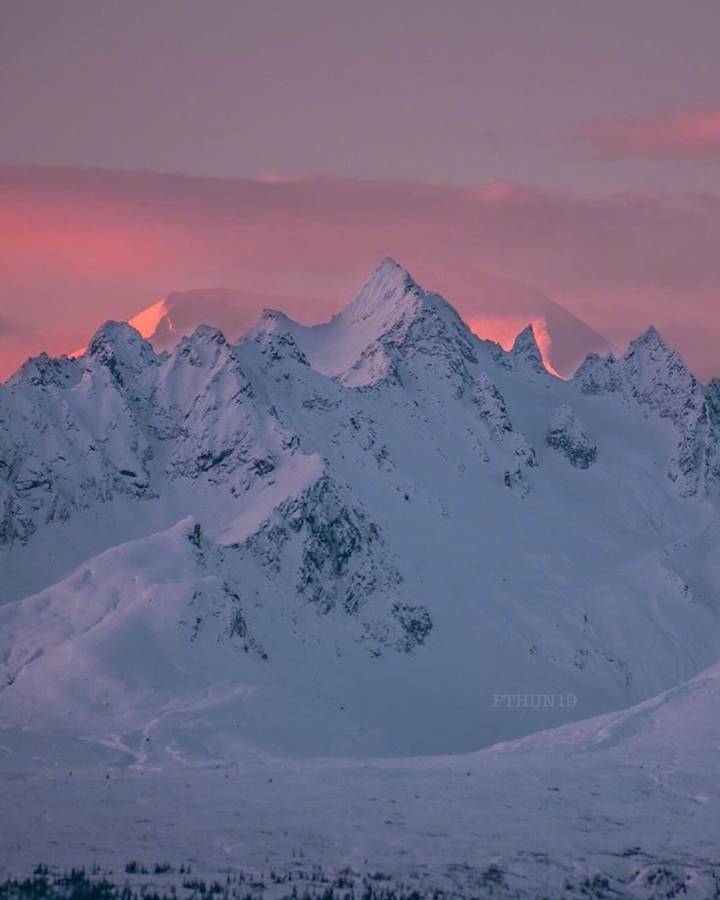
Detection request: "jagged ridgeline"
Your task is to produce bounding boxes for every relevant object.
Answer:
[1,258,719,758]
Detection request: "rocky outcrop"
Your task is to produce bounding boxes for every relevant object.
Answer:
[572,327,713,495]
[546,404,598,469]
[574,351,624,395]
[471,373,538,494]
[241,474,431,655]
[502,324,548,377]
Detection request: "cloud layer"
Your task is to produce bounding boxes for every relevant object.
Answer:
[1,165,719,381]
[578,108,720,160]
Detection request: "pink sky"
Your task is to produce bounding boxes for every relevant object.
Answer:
[1,165,719,381]
[1,2,719,380]
[2,1,719,190]
[578,109,720,160]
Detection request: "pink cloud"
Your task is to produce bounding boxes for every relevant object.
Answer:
[578,108,720,160]
[0,165,719,381]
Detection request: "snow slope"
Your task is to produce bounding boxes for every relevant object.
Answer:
[1,258,719,760]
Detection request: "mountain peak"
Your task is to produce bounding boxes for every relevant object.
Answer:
[84,322,160,392]
[619,324,701,425]
[372,256,415,286]
[257,308,295,332]
[329,257,483,384]
[186,323,228,344]
[86,321,158,376]
[173,324,237,369]
[623,324,692,378]
[628,325,670,354]
[9,352,78,390]
[512,323,538,347]
[341,257,421,324]
[87,320,144,353]
[249,309,309,366]
[510,324,546,373]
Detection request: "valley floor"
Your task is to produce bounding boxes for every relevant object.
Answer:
[2,668,719,900]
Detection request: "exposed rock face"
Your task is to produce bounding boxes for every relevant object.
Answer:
[574,351,624,395]
[153,326,288,486]
[546,404,598,469]
[252,310,310,367]
[668,377,720,498]
[471,372,538,494]
[621,326,702,423]
[472,373,514,438]
[575,327,702,416]
[239,474,430,655]
[245,476,395,611]
[703,379,720,487]
[505,324,548,376]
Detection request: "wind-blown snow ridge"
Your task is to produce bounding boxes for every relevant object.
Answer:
[1,259,720,759]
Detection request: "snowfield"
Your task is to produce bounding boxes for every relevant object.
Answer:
[1,258,719,896]
[1,664,718,898]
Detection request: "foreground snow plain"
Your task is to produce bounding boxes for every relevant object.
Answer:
[1,663,718,898]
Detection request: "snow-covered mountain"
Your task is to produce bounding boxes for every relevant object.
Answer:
[127,287,327,353]
[419,265,614,377]
[104,269,613,378]
[1,257,719,760]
